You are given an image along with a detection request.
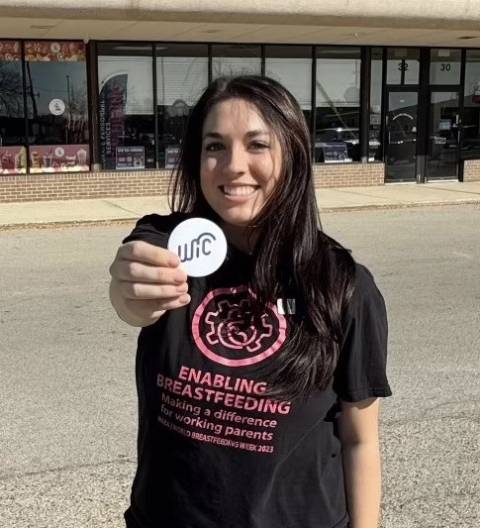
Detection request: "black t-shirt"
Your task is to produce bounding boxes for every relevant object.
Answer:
[121,212,392,528]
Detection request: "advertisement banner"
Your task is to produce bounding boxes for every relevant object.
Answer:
[165,146,181,169]
[0,41,21,61]
[25,41,86,62]
[0,146,27,174]
[29,144,89,173]
[322,143,350,163]
[98,73,128,169]
[116,146,145,170]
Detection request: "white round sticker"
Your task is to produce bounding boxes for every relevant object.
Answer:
[168,218,227,277]
[49,98,65,116]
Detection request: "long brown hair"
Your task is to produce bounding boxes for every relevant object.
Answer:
[169,75,356,401]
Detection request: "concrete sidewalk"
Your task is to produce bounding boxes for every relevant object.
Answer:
[1,181,479,229]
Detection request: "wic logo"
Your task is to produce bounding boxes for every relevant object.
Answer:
[177,232,216,262]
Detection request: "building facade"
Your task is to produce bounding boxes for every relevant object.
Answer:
[1,1,480,202]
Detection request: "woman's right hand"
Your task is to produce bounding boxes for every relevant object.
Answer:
[108,240,190,327]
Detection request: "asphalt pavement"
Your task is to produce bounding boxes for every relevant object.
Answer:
[0,200,479,528]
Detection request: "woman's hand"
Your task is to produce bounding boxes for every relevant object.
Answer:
[109,240,190,327]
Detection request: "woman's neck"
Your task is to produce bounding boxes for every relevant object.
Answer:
[221,221,258,256]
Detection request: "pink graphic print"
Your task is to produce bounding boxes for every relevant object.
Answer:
[192,285,287,367]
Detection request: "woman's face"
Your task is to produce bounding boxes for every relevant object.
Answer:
[200,97,283,229]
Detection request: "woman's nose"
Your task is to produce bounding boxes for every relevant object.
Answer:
[224,144,247,174]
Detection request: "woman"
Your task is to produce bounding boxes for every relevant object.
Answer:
[109,75,392,528]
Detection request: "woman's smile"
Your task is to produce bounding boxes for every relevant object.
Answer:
[219,184,261,198]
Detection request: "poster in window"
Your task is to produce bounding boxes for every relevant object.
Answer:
[322,143,349,163]
[0,146,27,174]
[165,146,181,169]
[29,144,89,173]
[0,41,21,61]
[25,41,86,62]
[116,146,145,170]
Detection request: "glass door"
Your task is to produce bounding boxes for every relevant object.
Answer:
[385,90,418,181]
[426,90,460,180]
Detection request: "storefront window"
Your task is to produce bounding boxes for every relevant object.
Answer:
[265,45,312,131]
[462,50,480,159]
[156,43,208,169]
[370,48,383,161]
[315,47,361,163]
[430,49,461,85]
[212,45,261,79]
[25,41,89,173]
[0,40,26,174]
[98,43,154,170]
[387,48,420,85]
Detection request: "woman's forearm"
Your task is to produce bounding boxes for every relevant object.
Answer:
[342,441,382,528]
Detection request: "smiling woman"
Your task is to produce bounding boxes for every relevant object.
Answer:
[109,75,392,528]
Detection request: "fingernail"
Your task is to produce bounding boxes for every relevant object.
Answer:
[174,272,186,283]
[169,255,180,267]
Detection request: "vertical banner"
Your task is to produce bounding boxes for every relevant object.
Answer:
[98,73,128,169]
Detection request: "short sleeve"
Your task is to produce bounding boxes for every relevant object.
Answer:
[122,212,188,248]
[333,263,392,402]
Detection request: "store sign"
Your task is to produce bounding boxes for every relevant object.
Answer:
[165,146,181,169]
[116,146,145,170]
[24,41,86,62]
[0,40,21,61]
[29,144,89,173]
[0,146,26,174]
[48,98,66,116]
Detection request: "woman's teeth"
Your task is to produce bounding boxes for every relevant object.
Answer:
[222,185,259,196]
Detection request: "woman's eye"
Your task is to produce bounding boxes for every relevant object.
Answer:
[251,142,269,150]
[205,143,223,152]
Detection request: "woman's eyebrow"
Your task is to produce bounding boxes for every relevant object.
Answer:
[202,129,270,140]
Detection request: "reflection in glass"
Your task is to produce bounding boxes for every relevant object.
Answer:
[386,91,418,181]
[156,43,208,169]
[25,40,89,173]
[369,48,383,161]
[430,49,461,85]
[427,91,459,180]
[387,48,420,85]
[212,45,261,79]
[0,40,26,174]
[315,47,361,163]
[462,50,480,160]
[265,45,312,134]
[98,43,154,170]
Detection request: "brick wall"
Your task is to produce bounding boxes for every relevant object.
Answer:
[463,159,480,182]
[0,163,386,203]
[0,170,173,203]
[313,162,385,188]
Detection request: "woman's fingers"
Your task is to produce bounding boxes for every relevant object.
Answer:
[124,294,191,316]
[116,279,189,301]
[119,240,179,267]
[113,259,187,285]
